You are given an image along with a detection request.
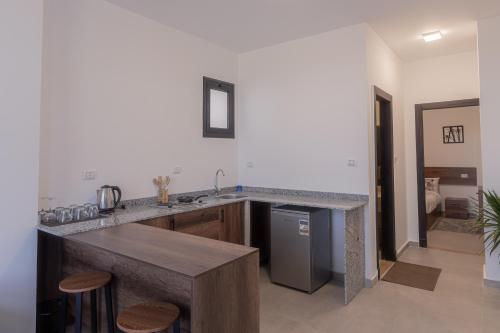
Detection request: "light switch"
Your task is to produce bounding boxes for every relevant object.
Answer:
[347,160,357,167]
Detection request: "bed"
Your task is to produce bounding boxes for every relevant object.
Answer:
[425,178,442,229]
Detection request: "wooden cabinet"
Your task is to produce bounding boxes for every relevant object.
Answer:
[173,207,222,240]
[137,203,245,244]
[169,203,245,244]
[137,216,173,230]
[220,202,244,245]
[445,197,469,219]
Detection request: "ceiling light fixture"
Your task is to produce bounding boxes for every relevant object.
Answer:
[422,31,443,43]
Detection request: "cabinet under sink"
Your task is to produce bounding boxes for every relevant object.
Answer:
[136,202,244,245]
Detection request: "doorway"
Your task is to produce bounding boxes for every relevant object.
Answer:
[374,87,397,278]
[415,98,481,249]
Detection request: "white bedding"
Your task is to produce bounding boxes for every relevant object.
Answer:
[425,190,441,214]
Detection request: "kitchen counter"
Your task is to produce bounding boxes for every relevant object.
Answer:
[37,189,368,236]
[66,222,257,278]
[39,222,260,332]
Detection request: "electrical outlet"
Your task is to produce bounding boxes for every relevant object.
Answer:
[173,166,182,174]
[82,170,97,180]
[246,162,254,168]
[460,173,469,179]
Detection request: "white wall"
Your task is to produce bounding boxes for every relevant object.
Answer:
[237,24,404,280]
[238,24,370,277]
[403,51,480,242]
[40,0,238,208]
[423,106,482,210]
[478,15,500,283]
[237,24,369,195]
[0,1,43,331]
[365,26,406,271]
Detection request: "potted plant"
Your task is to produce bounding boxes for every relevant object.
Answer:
[474,190,500,260]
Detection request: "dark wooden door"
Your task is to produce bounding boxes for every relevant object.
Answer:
[375,87,396,262]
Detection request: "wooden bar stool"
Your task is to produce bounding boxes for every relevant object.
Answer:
[59,271,115,333]
[117,302,180,333]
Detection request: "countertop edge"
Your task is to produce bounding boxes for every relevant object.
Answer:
[37,193,368,237]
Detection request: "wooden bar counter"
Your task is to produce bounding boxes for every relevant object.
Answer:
[42,223,259,333]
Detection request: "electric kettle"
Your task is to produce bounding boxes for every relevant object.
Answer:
[96,185,122,212]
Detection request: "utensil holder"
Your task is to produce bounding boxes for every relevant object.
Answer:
[158,188,169,204]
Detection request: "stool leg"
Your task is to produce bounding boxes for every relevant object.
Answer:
[172,319,180,333]
[75,293,82,333]
[104,284,115,333]
[60,293,68,333]
[90,290,97,333]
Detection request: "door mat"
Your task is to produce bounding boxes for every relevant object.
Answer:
[382,261,441,291]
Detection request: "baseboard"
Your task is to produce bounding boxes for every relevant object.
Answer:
[483,266,500,289]
[365,272,378,288]
[396,241,419,258]
[331,271,377,288]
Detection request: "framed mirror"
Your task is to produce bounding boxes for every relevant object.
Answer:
[203,77,235,138]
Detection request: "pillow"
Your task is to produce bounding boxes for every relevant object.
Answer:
[425,177,440,192]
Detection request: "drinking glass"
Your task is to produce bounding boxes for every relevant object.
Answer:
[54,207,65,221]
[88,205,99,218]
[59,208,73,223]
[42,212,57,223]
[74,206,89,220]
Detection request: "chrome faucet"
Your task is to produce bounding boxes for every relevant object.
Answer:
[215,169,226,196]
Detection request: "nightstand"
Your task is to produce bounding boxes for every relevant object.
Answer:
[445,197,469,219]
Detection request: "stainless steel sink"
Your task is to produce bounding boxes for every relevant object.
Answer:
[216,194,248,200]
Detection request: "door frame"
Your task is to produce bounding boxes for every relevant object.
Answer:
[374,86,397,267]
[414,98,480,247]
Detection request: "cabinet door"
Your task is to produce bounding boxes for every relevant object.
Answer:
[221,202,244,245]
[173,207,222,240]
[137,216,173,230]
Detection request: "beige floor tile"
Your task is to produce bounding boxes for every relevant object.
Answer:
[260,246,499,333]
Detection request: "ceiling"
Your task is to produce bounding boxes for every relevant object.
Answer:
[106,0,500,61]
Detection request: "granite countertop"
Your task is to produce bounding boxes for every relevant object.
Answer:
[66,223,258,278]
[37,189,368,237]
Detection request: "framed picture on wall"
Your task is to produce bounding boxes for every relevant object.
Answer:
[442,125,464,144]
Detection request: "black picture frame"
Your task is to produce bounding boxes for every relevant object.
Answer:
[203,76,235,138]
[442,125,464,144]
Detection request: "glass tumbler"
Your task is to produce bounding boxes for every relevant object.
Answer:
[59,208,73,223]
[88,205,100,218]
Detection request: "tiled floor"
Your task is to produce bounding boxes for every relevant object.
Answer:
[260,246,500,333]
[428,229,484,255]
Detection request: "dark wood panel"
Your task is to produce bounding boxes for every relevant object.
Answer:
[173,207,220,230]
[425,167,477,186]
[66,223,257,278]
[137,216,173,230]
[221,202,244,245]
[192,251,259,333]
[176,220,221,240]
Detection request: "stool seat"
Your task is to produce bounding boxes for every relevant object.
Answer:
[117,302,180,333]
[59,271,112,293]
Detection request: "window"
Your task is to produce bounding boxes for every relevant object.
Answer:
[203,77,235,138]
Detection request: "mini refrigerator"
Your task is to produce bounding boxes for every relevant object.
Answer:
[270,205,331,293]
